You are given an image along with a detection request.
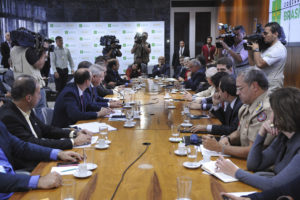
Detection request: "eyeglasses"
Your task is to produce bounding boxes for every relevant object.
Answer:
[236,86,245,91]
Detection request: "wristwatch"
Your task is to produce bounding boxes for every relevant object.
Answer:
[253,48,260,52]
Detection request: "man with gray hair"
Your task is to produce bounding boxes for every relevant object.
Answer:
[184,59,206,91]
[201,68,274,159]
[85,64,122,109]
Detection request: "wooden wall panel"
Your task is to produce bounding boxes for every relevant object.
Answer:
[217,0,300,88]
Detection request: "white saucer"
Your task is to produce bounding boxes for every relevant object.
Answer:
[86,163,97,170]
[105,140,111,144]
[174,149,187,156]
[73,170,92,178]
[124,123,135,128]
[123,105,132,108]
[180,92,185,94]
[164,96,171,99]
[168,106,176,109]
[181,123,193,127]
[183,161,201,169]
[171,91,177,94]
[129,101,136,105]
[169,137,182,143]
[95,144,109,149]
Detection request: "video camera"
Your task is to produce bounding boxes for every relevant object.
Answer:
[216,23,235,48]
[100,35,121,49]
[10,28,55,54]
[134,32,146,44]
[243,24,269,51]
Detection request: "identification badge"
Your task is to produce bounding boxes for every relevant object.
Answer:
[257,112,267,122]
[0,165,6,173]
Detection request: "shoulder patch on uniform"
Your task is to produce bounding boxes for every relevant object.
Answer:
[257,112,267,122]
[255,101,263,113]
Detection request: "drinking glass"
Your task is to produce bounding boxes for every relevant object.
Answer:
[177,176,192,200]
[61,179,76,200]
[187,146,198,166]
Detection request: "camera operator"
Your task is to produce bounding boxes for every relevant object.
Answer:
[10,31,49,121]
[131,32,151,73]
[102,43,122,59]
[247,22,287,93]
[217,25,249,75]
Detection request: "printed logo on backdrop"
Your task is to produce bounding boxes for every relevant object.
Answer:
[64,30,76,35]
[272,0,282,24]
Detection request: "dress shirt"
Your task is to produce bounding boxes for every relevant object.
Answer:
[50,47,74,73]
[16,107,38,138]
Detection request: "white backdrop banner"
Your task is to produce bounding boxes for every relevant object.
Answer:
[48,21,165,73]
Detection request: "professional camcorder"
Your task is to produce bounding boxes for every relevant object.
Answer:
[10,27,55,54]
[216,23,235,48]
[100,35,121,49]
[243,24,269,51]
[134,33,146,44]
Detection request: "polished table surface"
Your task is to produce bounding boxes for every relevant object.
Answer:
[11,87,258,200]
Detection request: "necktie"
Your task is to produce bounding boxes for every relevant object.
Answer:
[225,105,233,125]
[180,48,183,56]
[80,95,85,112]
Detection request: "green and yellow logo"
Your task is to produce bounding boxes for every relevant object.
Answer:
[122,30,126,34]
[79,24,83,28]
[137,24,140,27]
[50,24,54,27]
[108,24,112,27]
[80,37,83,41]
[50,37,54,40]
[123,56,126,60]
[80,50,84,54]
[94,30,97,34]
[94,44,98,47]
[152,56,155,60]
[152,43,155,47]
[272,0,281,24]
[65,31,68,34]
[65,44,69,47]
[152,30,155,34]
[123,44,126,47]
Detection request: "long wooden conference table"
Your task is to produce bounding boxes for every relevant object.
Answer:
[11,86,258,200]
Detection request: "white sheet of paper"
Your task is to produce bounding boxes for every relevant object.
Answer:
[200,145,230,157]
[227,192,257,197]
[73,136,98,148]
[70,122,117,133]
[51,166,78,175]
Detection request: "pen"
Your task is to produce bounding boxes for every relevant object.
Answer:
[61,168,77,173]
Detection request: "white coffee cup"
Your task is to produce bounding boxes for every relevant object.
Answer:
[178,143,186,154]
[78,163,88,176]
[97,139,106,147]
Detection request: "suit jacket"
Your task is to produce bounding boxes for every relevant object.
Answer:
[173,65,187,79]
[152,64,170,77]
[172,46,190,67]
[0,101,73,150]
[0,121,53,193]
[105,68,129,88]
[52,82,98,128]
[96,83,113,97]
[0,41,10,68]
[184,68,206,91]
[84,86,109,110]
[210,97,243,135]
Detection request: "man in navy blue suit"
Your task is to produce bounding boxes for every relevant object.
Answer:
[184,59,206,91]
[0,121,82,199]
[85,64,122,110]
[52,68,112,128]
[152,56,170,77]
[190,75,242,136]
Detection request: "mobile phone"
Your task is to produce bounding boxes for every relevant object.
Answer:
[190,114,209,119]
[180,130,208,134]
[111,115,126,118]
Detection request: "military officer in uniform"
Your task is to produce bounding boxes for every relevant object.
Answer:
[201,68,274,159]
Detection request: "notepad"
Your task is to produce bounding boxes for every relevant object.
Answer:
[71,122,117,133]
[201,160,238,183]
[200,145,230,157]
[227,191,257,197]
[51,166,78,175]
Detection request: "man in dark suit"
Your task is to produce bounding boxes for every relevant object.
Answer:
[52,68,112,128]
[184,59,206,91]
[190,75,242,136]
[0,75,92,151]
[152,56,170,77]
[0,121,82,199]
[0,32,11,69]
[85,64,122,110]
[173,56,186,80]
[105,59,129,89]
[172,40,190,69]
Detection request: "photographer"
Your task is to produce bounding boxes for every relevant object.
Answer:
[217,25,249,75]
[102,43,122,59]
[10,29,50,121]
[131,32,151,71]
[247,22,287,93]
